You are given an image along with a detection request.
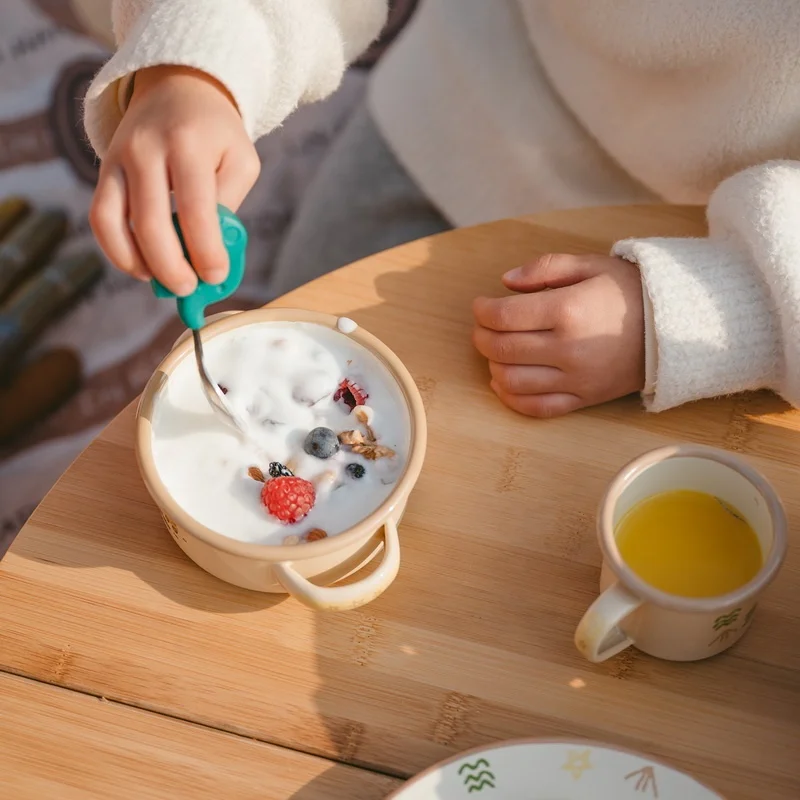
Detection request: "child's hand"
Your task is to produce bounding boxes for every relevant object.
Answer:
[90,66,261,296]
[473,254,646,418]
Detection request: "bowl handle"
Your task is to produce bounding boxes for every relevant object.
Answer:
[273,517,400,611]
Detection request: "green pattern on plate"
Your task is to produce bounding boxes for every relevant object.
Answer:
[457,758,496,793]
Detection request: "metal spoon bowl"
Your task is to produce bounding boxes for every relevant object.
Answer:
[192,329,251,437]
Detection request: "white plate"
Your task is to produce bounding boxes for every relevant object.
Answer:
[387,739,723,799]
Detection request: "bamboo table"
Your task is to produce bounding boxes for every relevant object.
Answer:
[1,206,798,799]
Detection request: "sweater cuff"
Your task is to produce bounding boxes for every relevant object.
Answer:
[84,0,280,157]
[612,237,780,412]
[640,282,657,397]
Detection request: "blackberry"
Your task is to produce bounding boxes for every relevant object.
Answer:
[268,462,293,478]
[346,463,366,480]
[303,427,340,459]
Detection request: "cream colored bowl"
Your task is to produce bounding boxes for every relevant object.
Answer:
[135,309,427,611]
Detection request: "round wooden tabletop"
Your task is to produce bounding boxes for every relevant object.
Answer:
[2,205,798,800]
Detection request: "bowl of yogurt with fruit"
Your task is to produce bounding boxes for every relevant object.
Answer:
[135,308,426,611]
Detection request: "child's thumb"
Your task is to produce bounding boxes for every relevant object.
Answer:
[502,254,598,293]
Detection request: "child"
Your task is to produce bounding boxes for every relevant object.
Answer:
[85,1,800,418]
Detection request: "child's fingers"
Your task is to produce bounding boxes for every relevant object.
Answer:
[126,158,197,296]
[170,152,229,285]
[489,362,564,395]
[473,292,561,332]
[216,147,261,212]
[490,383,583,419]
[472,327,559,366]
[89,166,149,281]
[502,254,597,292]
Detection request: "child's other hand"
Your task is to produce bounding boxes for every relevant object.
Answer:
[472,254,645,418]
[90,66,261,296]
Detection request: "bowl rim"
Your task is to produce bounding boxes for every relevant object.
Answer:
[135,307,427,560]
[385,737,724,798]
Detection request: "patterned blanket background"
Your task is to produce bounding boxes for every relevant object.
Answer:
[0,0,419,554]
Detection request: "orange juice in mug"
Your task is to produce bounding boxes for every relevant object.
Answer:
[575,444,787,663]
[615,489,763,598]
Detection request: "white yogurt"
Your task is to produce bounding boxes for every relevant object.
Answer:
[151,322,410,545]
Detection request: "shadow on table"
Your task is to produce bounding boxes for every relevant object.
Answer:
[287,763,401,800]
[8,222,799,800]
[292,228,799,800]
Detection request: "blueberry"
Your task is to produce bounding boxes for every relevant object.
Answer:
[346,463,366,479]
[269,462,293,478]
[304,427,340,459]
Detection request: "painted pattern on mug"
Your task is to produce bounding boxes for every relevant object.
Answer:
[708,604,756,648]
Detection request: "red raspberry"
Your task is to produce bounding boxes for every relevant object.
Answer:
[333,378,368,410]
[261,476,316,524]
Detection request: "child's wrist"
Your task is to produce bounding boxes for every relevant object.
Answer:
[131,65,240,114]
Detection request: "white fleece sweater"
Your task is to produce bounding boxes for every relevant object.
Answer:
[83,0,800,413]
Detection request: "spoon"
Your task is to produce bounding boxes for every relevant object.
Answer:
[151,205,251,436]
[189,327,251,435]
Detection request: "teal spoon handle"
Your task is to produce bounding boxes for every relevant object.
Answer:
[151,205,248,330]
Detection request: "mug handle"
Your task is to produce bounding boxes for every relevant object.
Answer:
[574,582,643,662]
[273,516,400,611]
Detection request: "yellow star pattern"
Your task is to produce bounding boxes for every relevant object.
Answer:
[562,749,593,780]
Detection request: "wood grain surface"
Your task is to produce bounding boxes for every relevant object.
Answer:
[1,206,798,799]
[0,672,398,799]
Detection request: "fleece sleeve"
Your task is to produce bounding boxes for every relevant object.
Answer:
[612,160,800,412]
[83,0,388,157]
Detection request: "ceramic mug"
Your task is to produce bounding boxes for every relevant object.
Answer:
[575,444,787,662]
[135,308,427,612]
